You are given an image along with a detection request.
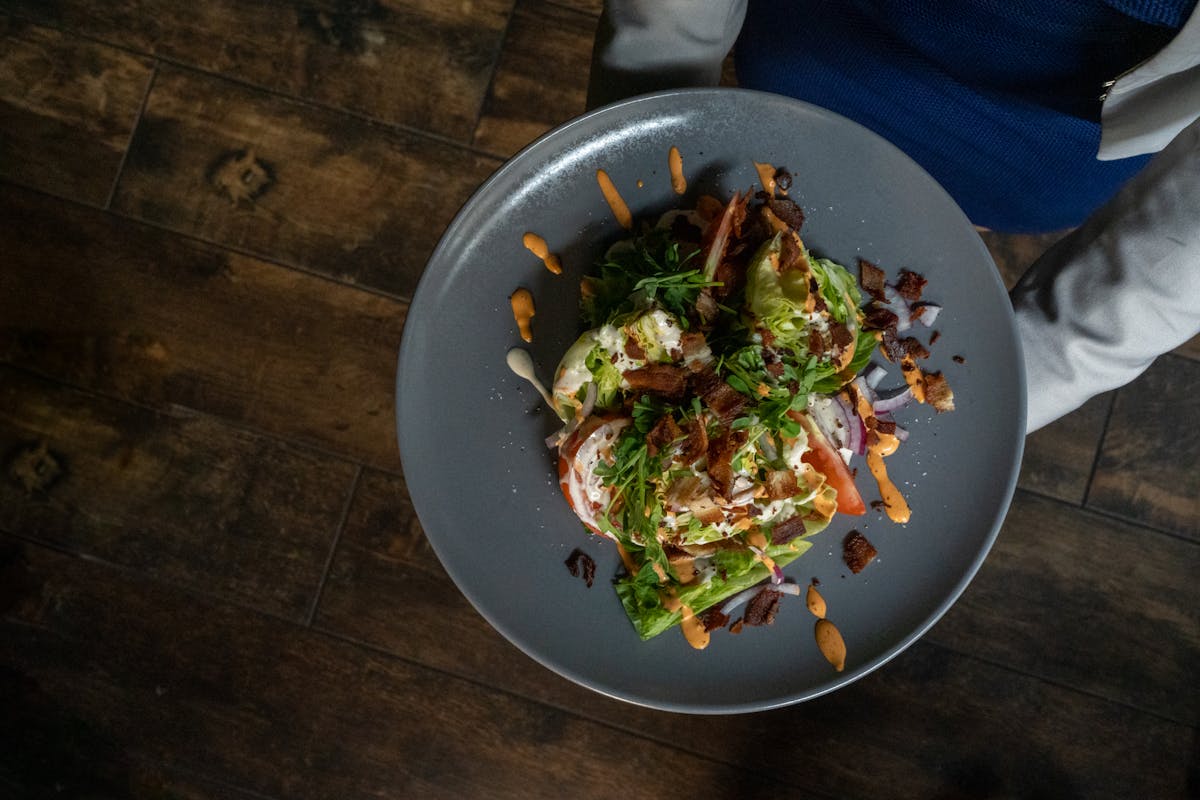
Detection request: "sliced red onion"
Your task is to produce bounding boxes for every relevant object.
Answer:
[863,364,888,390]
[873,386,915,415]
[719,578,801,616]
[912,302,942,327]
[884,286,914,331]
[749,546,785,584]
[831,394,866,456]
[875,412,910,442]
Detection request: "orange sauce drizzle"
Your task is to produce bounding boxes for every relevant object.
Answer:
[522,232,562,275]
[901,356,927,403]
[754,161,783,196]
[596,169,632,230]
[814,618,846,671]
[668,146,687,195]
[509,288,535,343]
[853,390,911,524]
[663,592,710,650]
[806,584,827,618]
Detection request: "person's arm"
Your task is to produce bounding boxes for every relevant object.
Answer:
[1012,115,1200,432]
[587,0,746,109]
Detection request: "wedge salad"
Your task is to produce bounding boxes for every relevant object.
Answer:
[544,170,951,650]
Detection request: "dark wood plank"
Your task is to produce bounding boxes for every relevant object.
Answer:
[927,490,1200,724]
[1175,332,1200,362]
[0,184,405,469]
[473,0,594,158]
[979,228,1069,290]
[0,15,152,206]
[1018,391,1112,504]
[6,0,514,141]
[1089,355,1200,540]
[0,367,356,622]
[111,65,502,299]
[314,470,1195,797]
[0,538,793,800]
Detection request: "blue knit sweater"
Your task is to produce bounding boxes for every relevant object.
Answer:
[735,0,1195,231]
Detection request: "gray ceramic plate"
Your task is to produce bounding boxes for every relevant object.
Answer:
[397,88,1024,714]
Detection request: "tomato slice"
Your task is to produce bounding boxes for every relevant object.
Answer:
[790,410,866,516]
[557,416,631,536]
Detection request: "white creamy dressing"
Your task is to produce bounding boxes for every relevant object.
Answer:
[505,348,556,410]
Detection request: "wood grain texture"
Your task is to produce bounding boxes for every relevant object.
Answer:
[0,538,790,800]
[112,66,502,298]
[1018,391,1112,504]
[0,16,152,206]
[313,472,1196,798]
[0,368,356,621]
[1089,355,1200,539]
[927,490,1200,724]
[979,228,1069,290]
[6,0,514,141]
[0,185,405,470]
[473,0,594,157]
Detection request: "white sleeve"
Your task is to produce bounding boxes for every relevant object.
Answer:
[587,0,747,109]
[1013,115,1200,432]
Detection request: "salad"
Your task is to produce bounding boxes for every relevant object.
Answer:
[542,167,951,652]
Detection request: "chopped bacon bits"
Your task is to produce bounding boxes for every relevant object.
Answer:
[699,606,731,632]
[692,368,747,422]
[624,364,687,399]
[924,371,956,412]
[895,269,928,302]
[779,233,808,274]
[858,258,888,301]
[770,514,808,545]
[862,303,899,332]
[843,531,877,574]
[952,354,965,364]
[930,330,942,345]
[564,549,597,587]
[623,335,646,361]
[874,418,897,435]
[706,427,748,497]
[645,414,683,457]
[743,588,783,626]
[678,416,709,464]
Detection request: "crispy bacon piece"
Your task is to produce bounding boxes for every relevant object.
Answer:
[756,191,805,231]
[779,231,809,274]
[829,321,854,350]
[706,427,747,498]
[564,549,597,587]
[895,269,928,302]
[699,606,731,632]
[843,531,877,574]
[862,303,899,332]
[882,333,930,363]
[770,514,808,545]
[623,364,687,399]
[858,258,887,301]
[691,368,747,422]
[764,470,798,500]
[678,416,709,464]
[774,166,793,193]
[874,417,897,435]
[624,335,646,361]
[645,414,683,457]
[743,588,783,627]
[924,371,956,412]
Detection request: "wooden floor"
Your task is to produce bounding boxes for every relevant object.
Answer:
[1,2,1197,798]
